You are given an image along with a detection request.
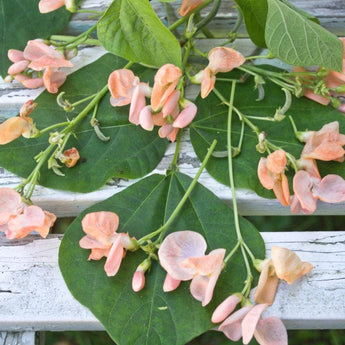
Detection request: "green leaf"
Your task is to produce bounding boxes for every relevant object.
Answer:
[0,0,71,77]
[279,0,319,24]
[59,172,265,345]
[190,69,345,199]
[0,54,168,193]
[233,0,268,48]
[97,0,182,68]
[265,0,343,71]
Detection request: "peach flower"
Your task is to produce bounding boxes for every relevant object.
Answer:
[254,246,313,305]
[158,230,225,306]
[39,0,66,13]
[0,188,56,239]
[79,211,135,276]
[150,64,182,111]
[300,121,345,162]
[218,303,287,345]
[257,150,290,206]
[179,0,206,16]
[201,47,246,98]
[6,40,73,93]
[0,100,37,145]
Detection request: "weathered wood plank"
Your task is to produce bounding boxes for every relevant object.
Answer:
[0,332,36,345]
[0,232,344,331]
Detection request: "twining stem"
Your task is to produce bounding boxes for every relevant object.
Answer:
[169,130,183,170]
[137,139,218,245]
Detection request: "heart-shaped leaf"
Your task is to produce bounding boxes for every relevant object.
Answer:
[265,0,343,71]
[59,172,265,345]
[190,69,345,199]
[0,0,71,77]
[97,0,182,68]
[0,54,168,192]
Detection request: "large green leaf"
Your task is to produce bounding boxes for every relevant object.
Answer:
[0,0,71,77]
[190,70,345,199]
[97,0,182,68]
[233,0,268,48]
[0,54,168,192]
[265,0,343,71]
[59,172,265,345]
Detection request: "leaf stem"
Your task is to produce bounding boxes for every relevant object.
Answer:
[137,139,218,245]
[35,122,70,137]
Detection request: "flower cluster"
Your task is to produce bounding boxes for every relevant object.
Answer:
[258,121,345,214]
[158,231,225,306]
[0,188,56,239]
[108,64,197,141]
[5,39,73,93]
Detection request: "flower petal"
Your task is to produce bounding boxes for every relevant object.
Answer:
[254,317,288,345]
[312,174,345,203]
[158,230,207,280]
[104,235,124,276]
[207,47,246,74]
[211,294,241,323]
[242,304,269,345]
[163,273,181,292]
[0,188,24,225]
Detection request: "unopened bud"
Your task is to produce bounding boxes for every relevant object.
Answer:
[331,97,341,108]
[335,84,345,94]
[65,0,78,12]
[317,67,329,78]
[19,100,38,118]
[132,269,145,292]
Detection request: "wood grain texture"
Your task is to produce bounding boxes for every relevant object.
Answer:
[0,232,344,331]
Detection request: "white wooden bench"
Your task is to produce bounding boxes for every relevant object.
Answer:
[1,1,345,344]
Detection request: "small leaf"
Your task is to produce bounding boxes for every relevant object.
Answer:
[59,172,265,345]
[233,0,268,48]
[0,54,168,193]
[265,0,343,71]
[190,69,345,199]
[0,0,70,77]
[97,0,182,68]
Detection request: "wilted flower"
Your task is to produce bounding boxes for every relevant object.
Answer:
[59,147,80,168]
[0,100,37,145]
[200,47,246,98]
[158,230,225,306]
[79,211,136,276]
[254,246,313,305]
[257,150,290,206]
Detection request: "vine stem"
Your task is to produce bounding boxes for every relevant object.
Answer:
[137,139,218,245]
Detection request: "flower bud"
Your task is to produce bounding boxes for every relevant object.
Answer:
[132,269,145,292]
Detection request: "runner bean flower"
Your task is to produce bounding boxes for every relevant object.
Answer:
[179,0,206,16]
[257,150,290,207]
[217,303,288,345]
[6,39,73,93]
[199,47,246,98]
[38,0,77,13]
[158,230,225,306]
[0,188,56,239]
[79,211,137,276]
[254,246,313,305]
[0,100,38,145]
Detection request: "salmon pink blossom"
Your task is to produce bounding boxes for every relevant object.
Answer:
[300,121,345,162]
[217,303,288,345]
[0,188,56,239]
[79,211,136,276]
[39,0,65,13]
[0,100,37,145]
[200,47,246,98]
[158,230,225,306]
[6,40,73,93]
[257,150,290,206]
[254,246,313,304]
[179,0,206,16]
[150,64,182,111]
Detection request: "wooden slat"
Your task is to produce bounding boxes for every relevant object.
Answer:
[0,232,344,331]
[0,332,36,345]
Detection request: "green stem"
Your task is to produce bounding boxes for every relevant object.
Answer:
[35,122,70,137]
[168,0,214,31]
[74,9,104,15]
[227,81,242,242]
[169,130,183,169]
[138,139,218,245]
[240,246,253,297]
[71,93,98,107]
[224,240,241,263]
